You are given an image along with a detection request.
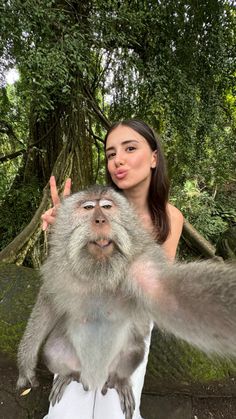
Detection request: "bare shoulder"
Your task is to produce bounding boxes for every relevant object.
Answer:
[167,203,184,225]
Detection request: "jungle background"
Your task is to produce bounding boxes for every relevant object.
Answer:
[0,1,236,418]
[0,0,235,266]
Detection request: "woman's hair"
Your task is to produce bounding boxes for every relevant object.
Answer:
[104,119,170,244]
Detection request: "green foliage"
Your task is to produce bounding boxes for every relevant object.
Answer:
[0,0,235,259]
[171,180,236,243]
[0,0,102,119]
[0,179,41,251]
[0,157,22,198]
[95,0,236,186]
[0,81,30,197]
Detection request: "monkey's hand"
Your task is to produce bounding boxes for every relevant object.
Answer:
[102,374,135,419]
[17,369,39,392]
[49,373,81,406]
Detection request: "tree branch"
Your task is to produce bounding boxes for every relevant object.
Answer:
[82,83,111,130]
[182,219,220,260]
[0,149,26,163]
[0,119,59,164]
[0,186,50,264]
[86,126,104,144]
[0,120,25,147]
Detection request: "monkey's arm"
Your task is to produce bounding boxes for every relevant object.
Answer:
[130,259,236,356]
[17,289,57,389]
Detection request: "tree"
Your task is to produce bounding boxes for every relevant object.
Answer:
[0,0,235,265]
[0,0,109,265]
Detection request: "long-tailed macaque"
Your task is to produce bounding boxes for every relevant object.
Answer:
[17,186,236,419]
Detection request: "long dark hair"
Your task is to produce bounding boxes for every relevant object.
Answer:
[104,119,170,244]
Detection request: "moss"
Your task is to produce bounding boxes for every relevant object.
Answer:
[0,321,26,359]
[147,331,236,385]
[0,264,40,359]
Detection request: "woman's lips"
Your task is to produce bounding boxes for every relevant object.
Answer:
[115,170,128,179]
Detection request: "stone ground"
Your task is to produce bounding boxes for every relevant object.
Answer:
[1,359,236,419]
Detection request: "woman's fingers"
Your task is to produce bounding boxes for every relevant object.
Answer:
[63,178,71,198]
[50,176,71,203]
[41,176,72,231]
[41,218,49,231]
[41,207,57,231]
[50,176,60,207]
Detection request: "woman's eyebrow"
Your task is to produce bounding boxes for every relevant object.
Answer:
[106,140,139,152]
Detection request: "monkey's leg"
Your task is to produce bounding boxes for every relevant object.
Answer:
[49,372,81,406]
[103,374,134,419]
[44,330,83,405]
[17,290,57,390]
[102,336,146,419]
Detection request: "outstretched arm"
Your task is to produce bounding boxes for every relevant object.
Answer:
[131,257,236,357]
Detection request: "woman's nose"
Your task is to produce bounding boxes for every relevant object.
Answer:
[114,152,125,167]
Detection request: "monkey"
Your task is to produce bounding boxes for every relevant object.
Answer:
[17,185,236,419]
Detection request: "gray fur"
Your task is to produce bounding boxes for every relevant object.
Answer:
[17,186,236,418]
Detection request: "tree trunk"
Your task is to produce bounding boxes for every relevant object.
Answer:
[0,89,97,266]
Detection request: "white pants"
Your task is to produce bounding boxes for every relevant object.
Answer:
[44,325,152,419]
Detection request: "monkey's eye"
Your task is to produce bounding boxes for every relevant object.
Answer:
[99,199,113,209]
[82,201,96,210]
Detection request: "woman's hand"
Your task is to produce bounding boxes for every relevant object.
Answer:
[41,176,71,231]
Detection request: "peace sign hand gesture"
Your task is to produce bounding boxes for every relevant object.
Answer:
[41,176,71,231]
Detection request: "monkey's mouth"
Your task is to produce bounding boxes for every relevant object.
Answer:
[92,239,113,248]
[87,239,114,258]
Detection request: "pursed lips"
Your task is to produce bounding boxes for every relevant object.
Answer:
[114,169,128,179]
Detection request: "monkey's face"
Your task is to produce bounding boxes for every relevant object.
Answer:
[77,197,116,260]
[52,186,146,273]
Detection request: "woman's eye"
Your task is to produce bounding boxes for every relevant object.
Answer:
[107,152,116,160]
[126,146,136,152]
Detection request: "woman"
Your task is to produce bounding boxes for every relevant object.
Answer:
[42,119,184,419]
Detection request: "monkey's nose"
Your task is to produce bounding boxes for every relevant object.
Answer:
[93,206,108,225]
[95,217,106,224]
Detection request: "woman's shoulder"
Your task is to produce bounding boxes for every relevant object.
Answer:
[166,203,184,225]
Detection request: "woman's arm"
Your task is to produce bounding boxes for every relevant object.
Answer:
[162,203,184,261]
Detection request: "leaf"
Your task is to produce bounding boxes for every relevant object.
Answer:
[20,388,31,396]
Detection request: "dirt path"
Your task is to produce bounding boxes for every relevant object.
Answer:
[1,359,236,419]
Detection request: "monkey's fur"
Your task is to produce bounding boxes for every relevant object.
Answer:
[17,186,236,418]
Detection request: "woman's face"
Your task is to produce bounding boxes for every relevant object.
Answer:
[105,125,157,191]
